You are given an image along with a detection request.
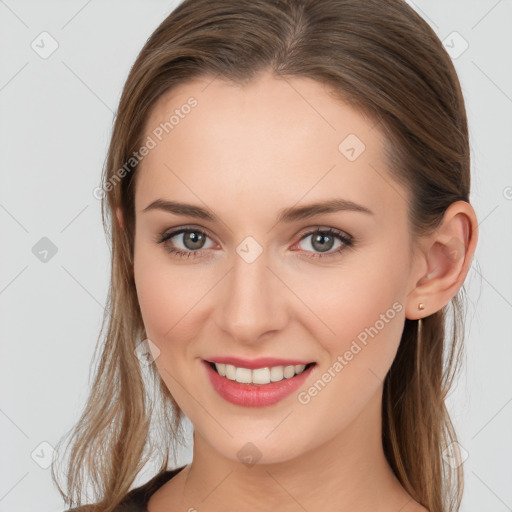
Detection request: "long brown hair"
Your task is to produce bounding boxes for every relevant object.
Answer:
[52,1,472,511]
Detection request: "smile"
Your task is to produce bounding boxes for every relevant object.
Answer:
[202,359,317,407]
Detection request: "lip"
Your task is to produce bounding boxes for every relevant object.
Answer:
[202,359,316,407]
[204,356,314,369]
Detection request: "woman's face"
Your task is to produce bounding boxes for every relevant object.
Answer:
[132,70,421,465]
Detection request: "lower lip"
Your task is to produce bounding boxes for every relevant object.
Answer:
[202,360,315,407]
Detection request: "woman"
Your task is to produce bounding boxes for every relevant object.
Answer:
[54,0,479,511]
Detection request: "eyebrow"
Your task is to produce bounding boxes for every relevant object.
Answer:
[142,198,374,223]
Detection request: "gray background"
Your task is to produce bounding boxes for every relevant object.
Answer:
[1,1,511,511]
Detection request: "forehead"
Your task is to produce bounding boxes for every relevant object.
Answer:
[135,71,407,221]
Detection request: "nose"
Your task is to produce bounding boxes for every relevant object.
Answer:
[214,246,289,346]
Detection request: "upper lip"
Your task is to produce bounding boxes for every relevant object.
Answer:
[204,356,314,369]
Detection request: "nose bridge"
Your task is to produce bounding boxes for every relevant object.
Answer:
[216,239,287,343]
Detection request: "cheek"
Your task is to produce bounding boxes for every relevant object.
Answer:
[287,257,407,439]
[134,257,209,404]
[290,246,408,369]
[134,249,204,343]
[134,248,223,377]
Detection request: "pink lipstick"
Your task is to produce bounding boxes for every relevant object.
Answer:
[202,358,316,407]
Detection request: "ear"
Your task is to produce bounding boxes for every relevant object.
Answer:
[116,207,124,230]
[405,200,479,320]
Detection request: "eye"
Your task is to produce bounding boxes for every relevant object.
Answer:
[155,226,354,260]
[155,227,216,259]
[293,227,354,259]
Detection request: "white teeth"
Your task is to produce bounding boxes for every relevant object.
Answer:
[252,367,271,384]
[235,367,252,384]
[283,365,295,379]
[225,364,236,380]
[214,362,309,384]
[270,366,283,382]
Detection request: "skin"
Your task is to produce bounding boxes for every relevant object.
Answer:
[116,70,478,512]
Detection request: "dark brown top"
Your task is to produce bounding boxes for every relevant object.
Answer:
[64,465,186,512]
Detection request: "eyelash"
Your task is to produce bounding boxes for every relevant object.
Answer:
[155,226,354,260]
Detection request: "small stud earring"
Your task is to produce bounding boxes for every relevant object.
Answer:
[418,303,425,311]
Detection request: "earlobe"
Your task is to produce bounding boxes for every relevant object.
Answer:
[405,201,479,320]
